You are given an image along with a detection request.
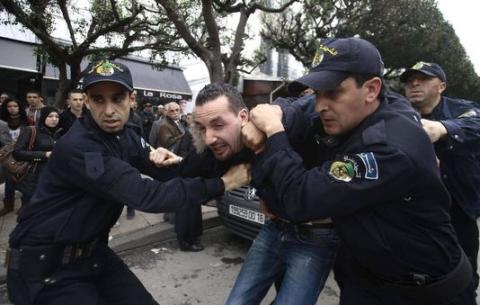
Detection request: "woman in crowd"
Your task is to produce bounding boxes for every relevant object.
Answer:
[13,106,63,212]
[0,98,28,216]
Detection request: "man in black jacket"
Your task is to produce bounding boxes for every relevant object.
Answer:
[6,60,249,305]
[401,62,480,290]
[244,37,475,304]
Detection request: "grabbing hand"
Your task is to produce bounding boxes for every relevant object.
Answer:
[421,119,447,143]
[249,104,284,137]
[221,163,251,191]
[149,147,183,167]
[241,121,266,154]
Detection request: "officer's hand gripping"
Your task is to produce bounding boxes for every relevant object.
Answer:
[149,147,183,167]
[221,163,251,191]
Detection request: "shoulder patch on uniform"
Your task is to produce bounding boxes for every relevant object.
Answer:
[329,161,356,182]
[458,109,478,118]
[356,152,378,180]
[84,152,104,180]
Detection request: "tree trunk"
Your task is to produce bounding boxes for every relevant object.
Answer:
[207,57,225,83]
[55,63,71,110]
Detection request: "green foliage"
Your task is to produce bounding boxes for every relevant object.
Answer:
[261,0,480,101]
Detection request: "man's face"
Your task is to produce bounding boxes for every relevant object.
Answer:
[84,82,132,133]
[166,104,181,120]
[194,96,248,160]
[143,103,153,113]
[26,93,40,108]
[404,72,445,112]
[179,100,187,114]
[69,92,85,112]
[315,77,373,135]
[130,99,138,111]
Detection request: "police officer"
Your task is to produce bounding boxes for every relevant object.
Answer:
[6,60,249,305]
[243,38,475,304]
[401,62,480,289]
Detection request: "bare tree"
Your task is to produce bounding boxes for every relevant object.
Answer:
[153,0,297,84]
[0,0,180,107]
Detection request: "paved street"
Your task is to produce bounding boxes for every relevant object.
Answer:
[1,222,480,304]
[0,225,340,305]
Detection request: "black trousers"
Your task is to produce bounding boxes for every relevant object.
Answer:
[174,204,203,243]
[334,247,476,305]
[450,201,479,289]
[7,245,158,305]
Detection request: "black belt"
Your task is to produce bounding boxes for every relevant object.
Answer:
[272,218,334,229]
[363,250,472,301]
[5,239,100,271]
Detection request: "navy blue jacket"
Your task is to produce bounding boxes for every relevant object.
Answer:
[256,92,461,281]
[423,96,480,218]
[9,112,224,247]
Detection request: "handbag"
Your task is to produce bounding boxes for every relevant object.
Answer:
[0,126,37,182]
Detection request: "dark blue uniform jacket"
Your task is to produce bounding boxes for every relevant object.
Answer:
[9,113,224,247]
[423,96,480,218]
[255,91,461,281]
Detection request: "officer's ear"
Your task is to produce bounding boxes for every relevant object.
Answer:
[84,93,92,110]
[363,77,382,104]
[438,81,446,95]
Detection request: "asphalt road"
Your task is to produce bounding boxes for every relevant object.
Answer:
[0,225,340,305]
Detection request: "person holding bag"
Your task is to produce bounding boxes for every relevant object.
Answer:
[0,98,28,216]
[13,106,63,212]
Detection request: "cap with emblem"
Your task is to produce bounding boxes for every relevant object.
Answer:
[288,37,384,95]
[400,61,447,83]
[82,60,133,91]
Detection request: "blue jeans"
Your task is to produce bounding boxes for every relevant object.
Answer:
[226,219,339,305]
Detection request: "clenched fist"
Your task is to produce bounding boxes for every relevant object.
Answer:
[241,121,266,154]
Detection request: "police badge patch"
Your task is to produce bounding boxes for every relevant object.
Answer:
[329,161,356,182]
[458,109,478,118]
[88,60,124,76]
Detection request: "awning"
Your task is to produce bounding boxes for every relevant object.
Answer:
[0,37,192,102]
[0,38,38,73]
[116,58,192,96]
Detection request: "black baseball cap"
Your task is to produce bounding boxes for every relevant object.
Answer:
[400,61,447,83]
[82,60,134,91]
[288,37,384,95]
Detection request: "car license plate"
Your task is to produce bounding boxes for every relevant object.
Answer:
[229,204,265,224]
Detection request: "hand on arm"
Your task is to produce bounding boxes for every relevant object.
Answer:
[249,104,285,137]
[221,163,251,191]
[149,147,183,167]
[421,119,447,143]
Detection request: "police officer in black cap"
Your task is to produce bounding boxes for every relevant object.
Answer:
[401,61,480,290]
[5,59,249,305]
[243,38,475,304]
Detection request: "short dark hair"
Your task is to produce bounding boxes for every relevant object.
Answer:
[25,89,41,97]
[195,83,246,113]
[351,74,386,101]
[68,89,84,97]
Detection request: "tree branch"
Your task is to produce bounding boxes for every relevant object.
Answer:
[57,0,77,47]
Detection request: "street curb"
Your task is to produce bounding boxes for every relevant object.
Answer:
[0,211,222,285]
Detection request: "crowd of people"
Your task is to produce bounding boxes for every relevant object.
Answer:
[0,36,479,305]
